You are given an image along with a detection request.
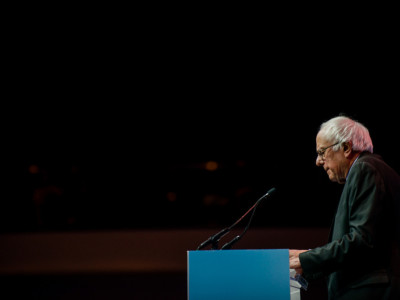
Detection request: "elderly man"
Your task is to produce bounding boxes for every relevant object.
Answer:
[289,115,400,300]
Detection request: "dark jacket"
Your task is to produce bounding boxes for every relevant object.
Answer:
[300,152,400,299]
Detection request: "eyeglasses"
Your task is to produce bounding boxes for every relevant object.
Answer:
[317,142,340,160]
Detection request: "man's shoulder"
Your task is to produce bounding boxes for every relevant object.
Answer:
[356,152,385,168]
[357,152,400,179]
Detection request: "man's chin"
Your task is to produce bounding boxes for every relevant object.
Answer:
[328,174,338,183]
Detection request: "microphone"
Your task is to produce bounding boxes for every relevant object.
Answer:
[221,187,276,250]
[196,187,276,250]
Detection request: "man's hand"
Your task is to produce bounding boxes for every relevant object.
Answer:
[289,249,308,275]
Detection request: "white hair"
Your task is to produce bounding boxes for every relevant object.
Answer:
[318,116,373,153]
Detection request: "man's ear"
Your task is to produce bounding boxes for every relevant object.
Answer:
[343,141,353,157]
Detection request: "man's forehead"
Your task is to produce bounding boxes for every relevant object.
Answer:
[316,133,330,148]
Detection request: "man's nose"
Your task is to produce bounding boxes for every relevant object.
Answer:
[316,156,324,166]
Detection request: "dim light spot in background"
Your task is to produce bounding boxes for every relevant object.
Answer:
[166,192,177,202]
[205,161,218,171]
[29,164,40,174]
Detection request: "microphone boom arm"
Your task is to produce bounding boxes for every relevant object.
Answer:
[196,187,276,250]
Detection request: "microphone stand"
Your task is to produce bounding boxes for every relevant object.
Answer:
[196,187,276,250]
[221,197,260,249]
[196,227,230,250]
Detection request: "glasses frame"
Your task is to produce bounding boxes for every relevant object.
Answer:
[317,142,340,160]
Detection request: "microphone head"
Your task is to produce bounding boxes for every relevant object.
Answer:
[257,187,276,204]
[267,187,276,196]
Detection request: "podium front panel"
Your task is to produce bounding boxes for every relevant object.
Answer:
[188,249,290,300]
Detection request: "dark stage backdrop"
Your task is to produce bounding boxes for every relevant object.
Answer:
[3,102,399,233]
[3,3,399,235]
[4,17,399,233]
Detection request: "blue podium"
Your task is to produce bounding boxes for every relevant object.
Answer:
[188,249,300,300]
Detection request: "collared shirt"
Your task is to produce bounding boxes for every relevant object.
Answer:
[346,154,361,181]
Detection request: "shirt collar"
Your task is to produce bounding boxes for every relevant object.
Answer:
[346,154,361,181]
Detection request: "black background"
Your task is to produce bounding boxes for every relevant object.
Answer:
[2,13,399,233]
[3,98,399,233]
